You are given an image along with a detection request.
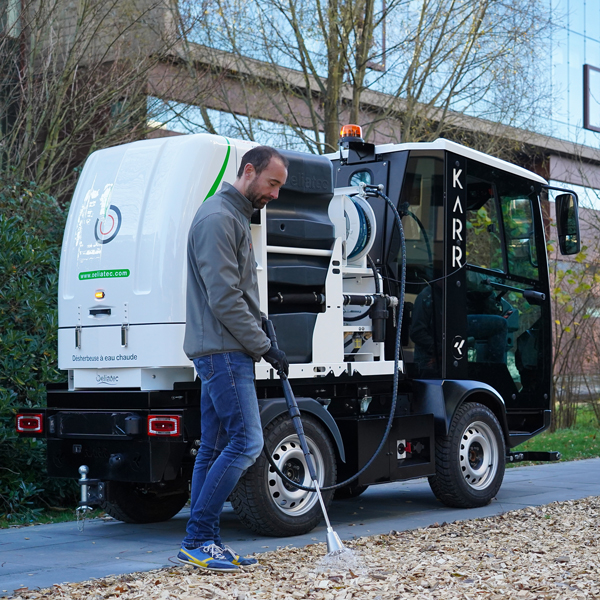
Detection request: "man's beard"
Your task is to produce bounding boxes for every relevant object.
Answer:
[246,179,270,209]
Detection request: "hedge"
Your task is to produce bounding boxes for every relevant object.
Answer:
[0,177,76,520]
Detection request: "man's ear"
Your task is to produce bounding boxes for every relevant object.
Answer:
[243,163,256,179]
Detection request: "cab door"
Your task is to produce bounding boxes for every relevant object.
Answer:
[455,157,552,413]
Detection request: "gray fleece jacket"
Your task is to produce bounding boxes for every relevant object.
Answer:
[183,182,271,361]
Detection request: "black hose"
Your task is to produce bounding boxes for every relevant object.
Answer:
[262,186,406,492]
[367,254,381,294]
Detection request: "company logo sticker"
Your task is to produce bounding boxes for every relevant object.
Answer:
[96,373,119,385]
[79,269,130,281]
[452,335,466,360]
[95,204,122,244]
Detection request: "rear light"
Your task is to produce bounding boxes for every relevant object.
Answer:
[147,415,181,437]
[16,413,44,433]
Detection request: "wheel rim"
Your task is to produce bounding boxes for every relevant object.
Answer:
[267,434,325,517]
[458,420,499,490]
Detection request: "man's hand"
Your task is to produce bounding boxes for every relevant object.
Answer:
[263,346,289,376]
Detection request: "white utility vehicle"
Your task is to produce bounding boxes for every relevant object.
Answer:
[17,128,580,536]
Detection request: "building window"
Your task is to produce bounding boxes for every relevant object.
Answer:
[584,64,600,133]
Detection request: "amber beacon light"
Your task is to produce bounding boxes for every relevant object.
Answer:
[339,124,363,141]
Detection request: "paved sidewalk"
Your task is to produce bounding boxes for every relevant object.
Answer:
[1,458,599,596]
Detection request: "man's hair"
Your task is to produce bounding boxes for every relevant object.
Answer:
[237,146,289,178]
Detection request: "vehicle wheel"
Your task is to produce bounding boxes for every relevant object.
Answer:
[333,481,369,500]
[102,479,189,524]
[230,414,337,537]
[428,402,505,508]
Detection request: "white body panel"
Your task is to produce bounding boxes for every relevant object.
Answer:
[60,323,190,368]
[59,134,255,388]
[70,367,195,390]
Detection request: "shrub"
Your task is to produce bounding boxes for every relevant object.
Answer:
[0,177,76,520]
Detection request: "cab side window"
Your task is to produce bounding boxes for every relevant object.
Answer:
[465,179,504,272]
[500,196,538,280]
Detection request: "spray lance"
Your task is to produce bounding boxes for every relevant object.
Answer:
[262,184,407,557]
[262,317,347,555]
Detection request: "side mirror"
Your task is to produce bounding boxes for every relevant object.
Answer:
[555,193,581,255]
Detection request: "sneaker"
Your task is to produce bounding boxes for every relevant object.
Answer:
[220,544,258,567]
[177,543,239,572]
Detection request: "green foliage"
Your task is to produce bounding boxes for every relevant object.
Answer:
[465,202,503,271]
[0,176,76,520]
[548,241,600,430]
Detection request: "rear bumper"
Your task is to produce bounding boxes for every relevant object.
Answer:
[47,437,191,483]
[17,386,201,483]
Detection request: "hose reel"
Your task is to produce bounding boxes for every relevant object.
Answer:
[342,195,376,263]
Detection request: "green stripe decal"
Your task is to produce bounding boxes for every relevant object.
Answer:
[204,138,231,201]
[79,269,130,280]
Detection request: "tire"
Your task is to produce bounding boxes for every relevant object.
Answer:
[230,414,337,537]
[428,402,505,508]
[101,480,189,524]
[333,481,369,500]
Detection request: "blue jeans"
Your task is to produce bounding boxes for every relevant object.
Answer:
[182,352,263,549]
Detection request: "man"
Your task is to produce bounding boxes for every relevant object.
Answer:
[178,146,290,572]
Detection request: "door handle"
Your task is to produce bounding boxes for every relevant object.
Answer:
[89,308,112,316]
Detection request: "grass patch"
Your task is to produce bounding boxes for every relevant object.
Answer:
[511,405,600,466]
[0,507,106,529]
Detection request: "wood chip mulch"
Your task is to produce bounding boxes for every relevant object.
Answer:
[10,496,600,600]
